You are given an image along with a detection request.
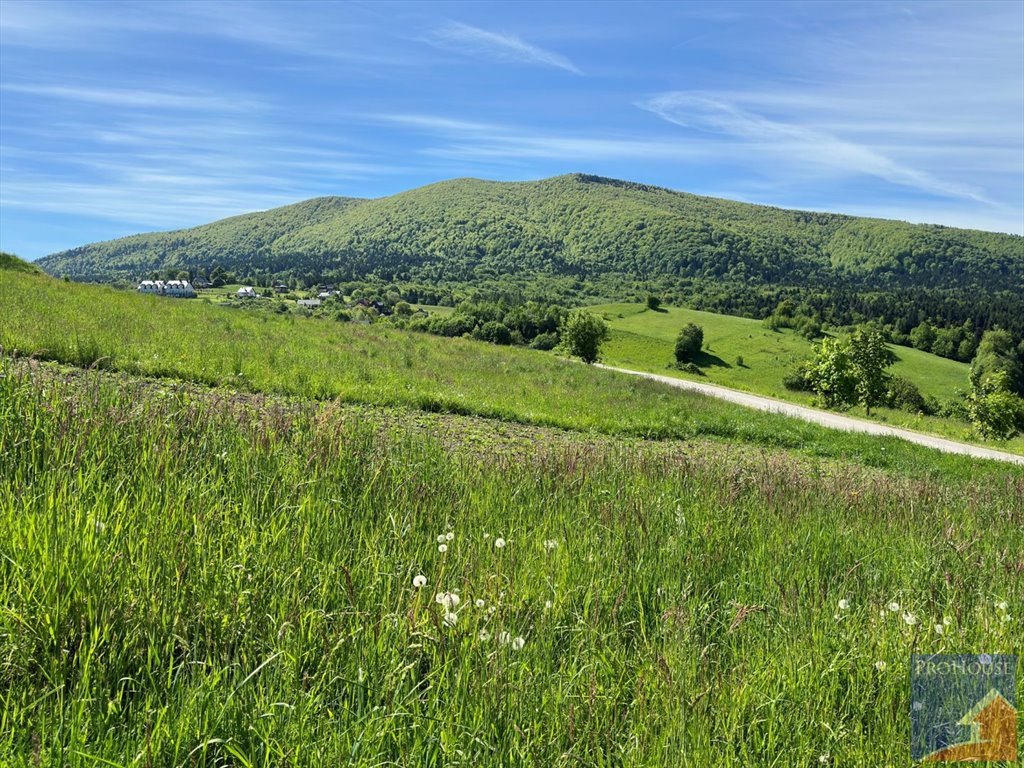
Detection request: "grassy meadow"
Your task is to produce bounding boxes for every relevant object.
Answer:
[1,361,1022,766]
[589,302,1024,453]
[2,268,1016,479]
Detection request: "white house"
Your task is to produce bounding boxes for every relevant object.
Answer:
[164,280,197,298]
[236,286,257,299]
[296,298,321,307]
[137,280,165,294]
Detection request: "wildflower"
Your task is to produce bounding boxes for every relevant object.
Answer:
[412,574,427,588]
[543,539,558,551]
[903,612,918,626]
[443,611,457,627]
[512,636,525,651]
[494,537,506,549]
[934,624,944,635]
[445,532,454,542]
[475,599,485,609]
[478,630,490,641]
[483,532,490,539]
[498,631,512,645]
[1002,614,1011,623]
[818,754,830,765]
[838,599,850,611]
[996,601,1008,612]
[438,544,448,553]
[874,660,887,672]
[435,592,460,609]
[888,601,900,612]
[488,605,497,615]
[436,534,446,544]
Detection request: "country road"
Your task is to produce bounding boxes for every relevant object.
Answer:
[598,364,1024,466]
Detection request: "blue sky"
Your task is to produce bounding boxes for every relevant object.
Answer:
[1,0,1021,260]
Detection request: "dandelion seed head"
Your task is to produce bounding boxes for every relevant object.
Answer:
[544,600,553,610]
[494,537,506,549]
[512,636,525,651]
[934,624,944,635]
[478,630,490,641]
[436,534,446,544]
[498,631,511,645]
[412,575,427,588]
[943,616,953,626]
[483,532,490,539]
[445,532,454,542]
[475,599,485,609]
[903,612,918,626]
[838,599,850,611]
[443,611,457,627]
[543,539,558,551]
[996,601,1008,612]
[435,591,460,609]
[438,544,447,553]
[888,602,900,612]
[874,660,887,672]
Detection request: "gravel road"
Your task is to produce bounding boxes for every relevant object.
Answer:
[598,364,1024,466]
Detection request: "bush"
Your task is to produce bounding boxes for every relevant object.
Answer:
[885,376,927,413]
[530,331,559,351]
[562,311,609,364]
[474,321,513,345]
[646,295,662,311]
[670,361,703,376]
[782,363,814,392]
[674,323,704,363]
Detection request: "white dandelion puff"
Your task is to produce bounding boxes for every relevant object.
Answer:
[443,611,457,627]
[412,574,427,588]
[475,599,485,609]
[445,532,454,542]
[996,601,1008,612]
[438,544,447,553]
[888,602,900,613]
[903,612,918,626]
[543,539,558,551]
[545,600,553,610]
[435,592,460,609]
[874,660,887,672]
[512,636,525,651]
[943,616,953,626]
[483,532,490,539]
[488,605,497,615]
[494,538,506,549]
[478,629,490,641]
[838,599,850,611]
[934,623,944,635]
[498,631,512,645]
[436,534,446,544]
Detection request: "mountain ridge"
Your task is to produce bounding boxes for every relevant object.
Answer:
[36,173,1023,295]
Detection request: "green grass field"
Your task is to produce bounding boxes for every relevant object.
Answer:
[1,361,1021,767]
[589,302,1023,453]
[2,268,1020,481]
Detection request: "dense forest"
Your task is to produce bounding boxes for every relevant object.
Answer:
[36,174,1024,337]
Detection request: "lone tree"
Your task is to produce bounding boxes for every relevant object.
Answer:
[563,311,609,364]
[674,323,704,363]
[646,295,662,311]
[807,326,895,414]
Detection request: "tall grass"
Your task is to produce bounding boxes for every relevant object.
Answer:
[1,363,1021,766]
[0,271,1017,480]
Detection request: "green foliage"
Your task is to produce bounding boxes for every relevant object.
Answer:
[807,337,858,410]
[673,323,704,363]
[970,329,1023,395]
[34,175,1024,339]
[563,311,609,364]
[966,371,1024,439]
[646,294,662,311]
[846,327,897,415]
[783,363,814,392]
[885,376,928,414]
[910,322,936,352]
[473,320,513,345]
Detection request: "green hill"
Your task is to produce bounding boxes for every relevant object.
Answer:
[0,251,44,274]
[37,174,1023,297]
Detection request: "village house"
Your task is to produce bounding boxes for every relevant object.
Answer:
[137,279,196,298]
[236,286,258,299]
[296,298,322,308]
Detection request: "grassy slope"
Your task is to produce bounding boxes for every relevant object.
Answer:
[590,302,1024,453]
[1,269,1018,480]
[2,361,1021,766]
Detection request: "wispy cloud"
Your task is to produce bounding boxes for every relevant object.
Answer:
[428,22,582,74]
[1,83,258,111]
[640,92,994,204]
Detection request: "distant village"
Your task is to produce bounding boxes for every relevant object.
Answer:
[136,278,401,318]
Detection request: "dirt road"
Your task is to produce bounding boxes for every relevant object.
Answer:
[598,364,1024,466]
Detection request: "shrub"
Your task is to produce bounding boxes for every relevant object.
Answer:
[646,295,662,311]
[674,323,704,363]
[562,311,609,364]
[885,376,927,413]
[530,331,559,351]
[782,363,814,392]
[474,321,513,346]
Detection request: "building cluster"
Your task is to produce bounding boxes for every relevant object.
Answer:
[137,280,197,298]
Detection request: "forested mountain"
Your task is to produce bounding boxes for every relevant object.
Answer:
[36,174,1024,333]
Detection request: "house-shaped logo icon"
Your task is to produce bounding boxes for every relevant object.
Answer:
[922,688,1017,762]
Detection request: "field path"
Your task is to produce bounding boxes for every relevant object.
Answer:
[598,364,1024,466]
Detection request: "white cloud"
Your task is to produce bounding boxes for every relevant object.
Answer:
[429,22,582,74]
